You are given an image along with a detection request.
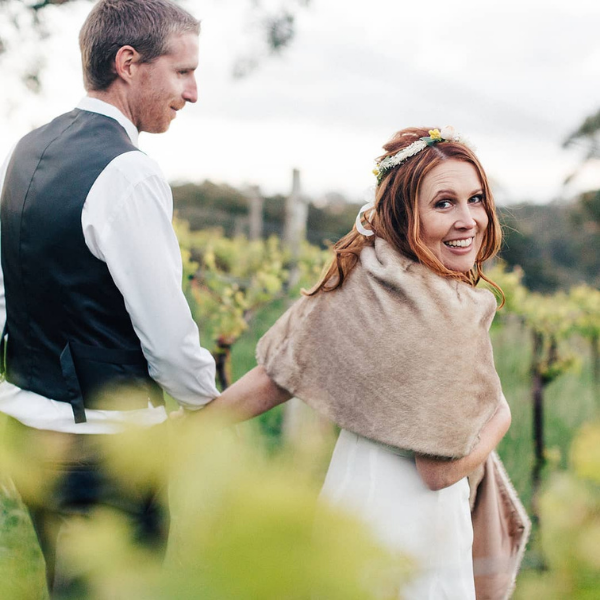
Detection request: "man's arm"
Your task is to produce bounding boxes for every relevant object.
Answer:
[83,151,220,408]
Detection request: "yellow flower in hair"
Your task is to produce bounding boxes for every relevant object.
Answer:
[372,167,380,176]
[428,129,442,141]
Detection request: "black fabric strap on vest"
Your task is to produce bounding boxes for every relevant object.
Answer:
[59,344,87,424]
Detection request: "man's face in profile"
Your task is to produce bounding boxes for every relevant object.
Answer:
[129,32,199,134]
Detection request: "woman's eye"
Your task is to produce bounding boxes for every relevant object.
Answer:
[469,194,484,204]
[435,200,452,209]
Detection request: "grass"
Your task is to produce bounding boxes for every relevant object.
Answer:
[0,479,48,599]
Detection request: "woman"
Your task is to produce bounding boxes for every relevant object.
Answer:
[198,127,529,599]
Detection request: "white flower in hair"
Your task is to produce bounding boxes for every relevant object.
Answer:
[440,125,457,141]
[376,139,427,175]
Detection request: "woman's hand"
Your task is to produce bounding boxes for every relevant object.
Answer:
[180,365,292,424]
[415,395,511,491]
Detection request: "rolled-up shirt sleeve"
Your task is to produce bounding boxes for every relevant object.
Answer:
[83,151,220,409]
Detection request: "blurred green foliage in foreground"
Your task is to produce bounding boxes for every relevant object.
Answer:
[0,414,413,599]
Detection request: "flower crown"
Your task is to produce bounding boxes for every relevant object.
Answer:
[372,126,473,185]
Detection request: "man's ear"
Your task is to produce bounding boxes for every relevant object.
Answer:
[114,45,141,83]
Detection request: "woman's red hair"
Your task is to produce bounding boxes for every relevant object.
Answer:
[306,127,503,301]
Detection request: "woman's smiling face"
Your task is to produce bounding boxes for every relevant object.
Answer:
[417,159,488,273]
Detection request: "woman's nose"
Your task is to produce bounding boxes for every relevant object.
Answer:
[455,204,476,229]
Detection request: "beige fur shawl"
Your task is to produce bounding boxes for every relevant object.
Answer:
[257,237,503,458]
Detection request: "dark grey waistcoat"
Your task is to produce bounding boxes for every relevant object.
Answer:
[0,109,163,423]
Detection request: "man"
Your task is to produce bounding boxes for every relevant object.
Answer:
[0,0,219,593]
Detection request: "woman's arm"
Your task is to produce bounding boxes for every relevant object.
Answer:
[415,395,511,491]
[186,365,292,423]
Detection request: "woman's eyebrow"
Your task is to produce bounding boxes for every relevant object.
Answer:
[431,188,483,200]
[431,189,457,200]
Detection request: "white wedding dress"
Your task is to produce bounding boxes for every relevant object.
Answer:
[320,429,476,600]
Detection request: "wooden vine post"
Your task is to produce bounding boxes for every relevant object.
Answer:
[522,292,575,530]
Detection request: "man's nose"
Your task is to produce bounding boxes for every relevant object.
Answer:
[183,77,198,104]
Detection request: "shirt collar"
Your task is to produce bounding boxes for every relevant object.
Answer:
[76,97,140,148]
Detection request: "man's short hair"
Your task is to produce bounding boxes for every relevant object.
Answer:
[79,0,200,91]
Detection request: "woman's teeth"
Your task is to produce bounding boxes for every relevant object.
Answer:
[444,238,473,248]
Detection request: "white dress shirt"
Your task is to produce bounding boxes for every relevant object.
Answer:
[0,97,220,433]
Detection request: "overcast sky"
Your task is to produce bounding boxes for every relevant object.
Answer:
[1,0,600,205]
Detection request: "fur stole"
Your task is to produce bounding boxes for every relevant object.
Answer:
[257,237,503,458]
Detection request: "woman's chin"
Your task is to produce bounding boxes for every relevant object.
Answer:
[440,254,476,273]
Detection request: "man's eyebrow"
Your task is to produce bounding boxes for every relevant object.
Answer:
[174,61,197,69]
